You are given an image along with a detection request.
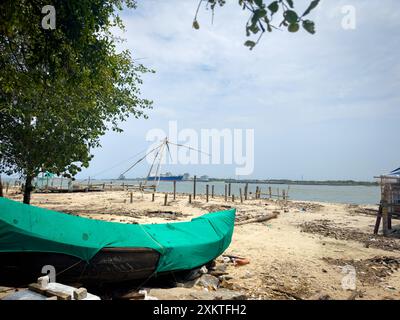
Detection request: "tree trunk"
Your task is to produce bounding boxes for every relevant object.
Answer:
[0,176,3,197]
[23,174,33,204]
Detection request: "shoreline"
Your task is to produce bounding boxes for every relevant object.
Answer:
[2,188,400,300]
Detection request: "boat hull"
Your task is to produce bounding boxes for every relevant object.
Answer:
[0,247,160,285]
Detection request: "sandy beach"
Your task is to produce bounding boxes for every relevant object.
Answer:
[2,187,400,300]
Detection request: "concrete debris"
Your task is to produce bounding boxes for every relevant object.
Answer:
[195,274,220,291]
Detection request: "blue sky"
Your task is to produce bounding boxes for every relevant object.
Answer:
[78,0,400,181]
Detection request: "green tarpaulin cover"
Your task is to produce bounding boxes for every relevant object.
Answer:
[0,197,235,272]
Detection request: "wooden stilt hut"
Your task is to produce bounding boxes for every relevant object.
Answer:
[374,167,400,236]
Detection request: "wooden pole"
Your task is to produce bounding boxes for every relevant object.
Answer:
[232,194,235,202]
[228,183,231,197]
[382,202,389,236]
[173,180,176,200]
[245,183,248,200]
[240,188,243,203]
[211,185,214,198]
[269,186,272,199]
[189,194,192,204]
[206,184,209,202]
[0,176,3,197]
[164,193,168,206]
[373,204,382,235]
[193,175,197,200]
[224,184,227,202]
[152,193,155,202]
[130,191,133,203]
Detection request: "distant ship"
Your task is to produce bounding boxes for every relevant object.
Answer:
[147,175,183,181]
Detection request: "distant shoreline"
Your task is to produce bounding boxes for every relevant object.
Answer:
[85,178,379,187]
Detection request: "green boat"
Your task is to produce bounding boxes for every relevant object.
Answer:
[0,197,235,284]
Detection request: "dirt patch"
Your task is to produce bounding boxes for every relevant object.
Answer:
[259,261,312,300]
[300,220,400,251]
[324,256,400,285]
[283,201,324,212]
[145,210,188,220]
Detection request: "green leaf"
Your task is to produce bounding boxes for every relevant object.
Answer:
[284,10,298,24]
[288,22,299,32]
[254,8,267,19]
[286,0,294,8]
[302,0,320,17]
[302,20,315,34]
[254,0,264,7]
[244,40,256,50]
[249,23,260,34]
[267,1,279,14]
[193,20,200,30]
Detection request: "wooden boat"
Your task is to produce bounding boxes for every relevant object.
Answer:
[0,198,235,285]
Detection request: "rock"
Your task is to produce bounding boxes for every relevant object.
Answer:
[214,263,228,272]
[241,271,254,279]
[73,288,87,300]
[199,266,208,274]
[148,287,246,300]
[222,257,231,263]
[37,276,49,289]
[213,289,247,300]
[195,274,220,291]
[119,290,146,300]
[309,293,331,300]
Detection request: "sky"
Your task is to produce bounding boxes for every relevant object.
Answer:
[77,0,400,181]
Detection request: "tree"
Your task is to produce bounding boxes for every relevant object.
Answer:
[193,0,320,49]
[0,0,153,204]
[0,0,319,205]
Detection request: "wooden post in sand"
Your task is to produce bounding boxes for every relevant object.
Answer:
[228,183,231,197]
[382,201,389,236]
[189,194,192,204]
[173,180,176,200]
[211,185,214,198]
[245,183,248,200]
[224,184,227,202]
[232,194,235,202]
[164,193,168,206]
[152,193,155,202]
[206,184,209,202]
[269,186,272,199]
[240,188,243,203]
[193,175,197,200]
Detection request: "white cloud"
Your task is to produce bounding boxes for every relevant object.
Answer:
[81,0,400,180]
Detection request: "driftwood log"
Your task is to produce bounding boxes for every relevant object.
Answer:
[235,212,279,225]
